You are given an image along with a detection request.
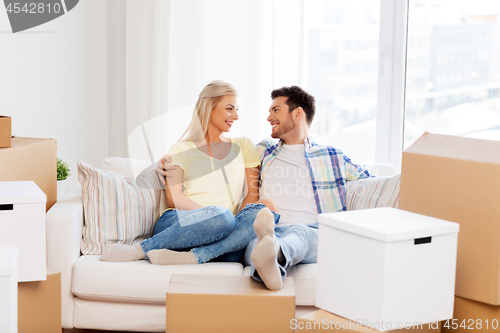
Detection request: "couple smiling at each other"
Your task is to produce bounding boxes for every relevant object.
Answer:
[101,80,372,291]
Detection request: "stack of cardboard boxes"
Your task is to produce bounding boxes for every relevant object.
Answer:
[0,135,61,333]
[400,132,500,331]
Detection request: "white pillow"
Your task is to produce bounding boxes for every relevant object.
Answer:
[345,174,401,210]
[78,161,162,255]
[101,157,168,217]
[101,157,151,178]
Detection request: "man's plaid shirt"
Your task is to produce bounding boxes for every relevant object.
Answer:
[257,137,372,214]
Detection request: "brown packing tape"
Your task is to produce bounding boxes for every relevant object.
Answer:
[0,137,57,211]
[167,274,295,333]
[296,310,441,332]
[0,116,12,147]
[18,270,62,333]
[400,133,500,305]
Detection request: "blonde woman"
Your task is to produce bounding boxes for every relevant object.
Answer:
[100,80,279,264]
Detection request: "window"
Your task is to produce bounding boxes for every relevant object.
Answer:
[303,0,381,163]
[405,0,500,148]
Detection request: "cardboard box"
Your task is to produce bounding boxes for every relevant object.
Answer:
[18,269,61,333]
[0,181,47,282]
[400,132,500,305]
[316,208,458,330]
[166,274,295,333]
[0,116,11,147]
[442,296,500,332]
[296,309,441,332]
[0,137,57,211]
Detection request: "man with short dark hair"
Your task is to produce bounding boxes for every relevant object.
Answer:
[246,85,372,290]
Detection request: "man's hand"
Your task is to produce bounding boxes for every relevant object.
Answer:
[156,154,175,184]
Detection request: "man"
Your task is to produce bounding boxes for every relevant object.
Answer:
[158,86,372,290]
[245,86,372,290]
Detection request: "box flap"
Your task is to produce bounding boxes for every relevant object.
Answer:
[405,132,500,164]
[0,181,47,204]
[168,274,295,297]
[319,207,459,242]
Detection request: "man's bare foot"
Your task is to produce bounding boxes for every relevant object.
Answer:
[251,208,283,290]
[251,236,282,290]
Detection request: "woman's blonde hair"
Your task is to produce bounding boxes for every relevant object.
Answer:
[179,80,238,142]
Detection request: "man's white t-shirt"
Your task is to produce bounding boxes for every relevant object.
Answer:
[260,144,318,225]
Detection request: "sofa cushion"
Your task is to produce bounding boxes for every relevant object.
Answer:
[101,157,168,218]
[345,173,401,210]
[78,161,162,255]
[72,255,244,304]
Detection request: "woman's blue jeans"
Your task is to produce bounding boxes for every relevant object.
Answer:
[140,203,279,264]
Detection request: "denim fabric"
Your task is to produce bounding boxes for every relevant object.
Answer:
[140,206,235,254]
[192,203,280,264]
[245,222,318,282]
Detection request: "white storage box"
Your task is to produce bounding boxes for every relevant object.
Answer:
[316,207,459,331]
[0,181,47,282]
[0,247,18,333]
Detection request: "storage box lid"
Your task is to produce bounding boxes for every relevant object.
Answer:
[0,181,47,204]
[319,207,459,242]
[0,247,18,276]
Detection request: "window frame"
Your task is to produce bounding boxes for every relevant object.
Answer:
[375,0,409,171]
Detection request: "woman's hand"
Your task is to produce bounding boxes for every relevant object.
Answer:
[156,154,176,185]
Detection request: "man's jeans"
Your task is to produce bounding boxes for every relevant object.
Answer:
[140,203,277,264]
[245,222,318,282]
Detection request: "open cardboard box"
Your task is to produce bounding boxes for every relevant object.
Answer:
[400,132,500,305]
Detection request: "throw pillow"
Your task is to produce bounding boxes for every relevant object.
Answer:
[78,161,162,255]
[345,174,401,210]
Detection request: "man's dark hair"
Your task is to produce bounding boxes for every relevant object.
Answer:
[271,86,316,126]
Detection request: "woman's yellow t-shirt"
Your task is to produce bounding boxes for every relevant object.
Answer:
[167,137,260,214]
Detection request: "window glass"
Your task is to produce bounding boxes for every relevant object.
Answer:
[304,0,380,163]
[405,0,500,148]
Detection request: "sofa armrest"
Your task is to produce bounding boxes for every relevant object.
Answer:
[46,182,83,329]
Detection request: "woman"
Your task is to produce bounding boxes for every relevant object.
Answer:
[100,80,278,264]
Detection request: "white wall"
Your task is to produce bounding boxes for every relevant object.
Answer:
[0,0,108,187]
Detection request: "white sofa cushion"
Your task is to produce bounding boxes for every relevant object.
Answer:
[78,161,162,255]
[345,174,401,210]
[101,157,168,224]
[72,256,244,304]
[73,299,166,332]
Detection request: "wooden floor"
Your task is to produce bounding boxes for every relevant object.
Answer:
[64,330,146,333]
[64,330,155,333]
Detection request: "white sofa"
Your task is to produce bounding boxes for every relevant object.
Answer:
[46,158,399,332]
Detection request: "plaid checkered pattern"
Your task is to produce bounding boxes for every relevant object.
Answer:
[257,137,372,214]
